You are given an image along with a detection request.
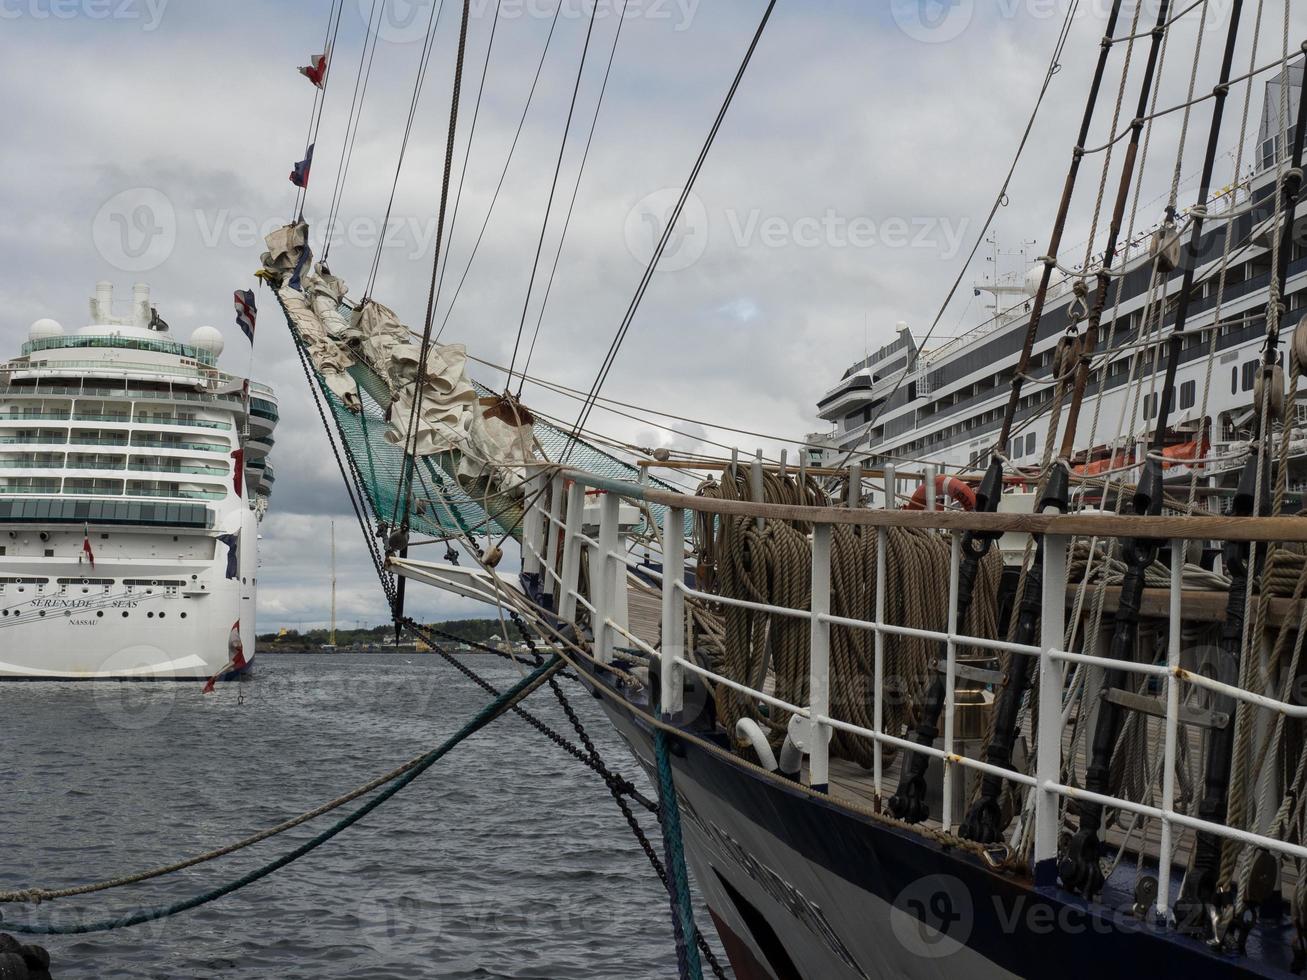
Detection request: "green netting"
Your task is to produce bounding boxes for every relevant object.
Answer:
[301,332,689,544]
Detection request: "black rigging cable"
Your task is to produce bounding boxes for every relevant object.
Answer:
[519,0,631,394]
[432,2,565,344]
[429,0,505,310]
[362,0,450,299]
[393,0,476,533]
[295,0,347,219]
[323,0,386,260]
[563,0,780,462]
[505,0,603,384]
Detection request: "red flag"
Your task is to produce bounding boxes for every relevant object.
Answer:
[229,620,247,670]
[299,51,328,88]
[231,448,244,496]
[203,620,245,694]
[82,523,95,568]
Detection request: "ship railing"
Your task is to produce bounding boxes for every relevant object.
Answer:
[520,464,1307,918]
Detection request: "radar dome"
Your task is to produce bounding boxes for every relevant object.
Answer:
[190,326,225,359]
[28,318,64,342]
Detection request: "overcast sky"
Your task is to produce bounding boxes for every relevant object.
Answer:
[1,0,1303,630]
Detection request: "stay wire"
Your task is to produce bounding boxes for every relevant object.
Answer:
[831,0,1080,475]
[363,0,450,300]
[296,0,347,219]
[432,1,566,345]
[393,0,476,532]
[431,0,506,312]
[506,0,603,384]
[323,0,386,260]
[519,0,631,394]
[565,0,781,463]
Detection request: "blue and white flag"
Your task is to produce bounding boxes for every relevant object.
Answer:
[218,532,239,580]
[234,289,257,344]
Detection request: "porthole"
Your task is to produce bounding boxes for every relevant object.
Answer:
[159,612,166,619]
[38,611,45,618]
[96,611,104,618]
[147,611,154,618]
[122,611,129,618]
[180,612,187,619]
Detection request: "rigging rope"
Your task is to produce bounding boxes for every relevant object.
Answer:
[519,0,631,392]
[1,657,564,935]
[565,0,780,463]
[506,0,603,384]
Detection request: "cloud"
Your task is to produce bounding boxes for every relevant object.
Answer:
[1,1,1300,627]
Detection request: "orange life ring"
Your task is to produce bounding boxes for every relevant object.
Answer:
[903,475,977,511]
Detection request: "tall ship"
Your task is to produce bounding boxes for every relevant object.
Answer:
[0,282,277,680]
[813,61,1306,503]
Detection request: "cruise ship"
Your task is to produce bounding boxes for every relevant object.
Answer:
[811,64,1307,501]
[0,282,277,680]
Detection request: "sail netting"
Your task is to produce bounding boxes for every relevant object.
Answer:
[301,335,683,543]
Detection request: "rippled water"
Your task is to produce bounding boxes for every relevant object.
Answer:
[0,654,730,978]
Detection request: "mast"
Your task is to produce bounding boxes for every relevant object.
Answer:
[330,519,337,648]
[1059,3,1262,899]
[888,0,1127,824]
[968,0,1243,846]
[1174,58,1307,939]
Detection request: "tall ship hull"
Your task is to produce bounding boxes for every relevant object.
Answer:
[0,282,277,680]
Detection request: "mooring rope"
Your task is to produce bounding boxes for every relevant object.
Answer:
[0,656,563,934]
[654,728,704,980]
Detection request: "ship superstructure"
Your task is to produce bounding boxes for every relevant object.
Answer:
[0,282,277,679]
[815,67,1306,495]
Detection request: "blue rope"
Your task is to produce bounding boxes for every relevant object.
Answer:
[654,728,704,980]
[2,656,562,936]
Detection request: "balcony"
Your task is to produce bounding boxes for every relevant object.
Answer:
[130,438,228,454]
[128,460,227,476]
[69,435,128,447]
[65,481,126,497]
[0,482,61,495]
[0,412,71,422]
[126,486,227,501]
[132,415,232,431]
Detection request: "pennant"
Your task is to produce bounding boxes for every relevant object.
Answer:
[234,289,257,344]
[298,51,328,88]
[231,448,244,497]
[290,143,314,189]
[218,532,240,580]
[81,523,95,569]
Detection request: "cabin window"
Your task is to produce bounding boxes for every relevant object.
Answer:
[1231,366,1238,395]
[1179,380,1196,410]
[1144,393,1158,419]
[1025,433,1036,456]
[1242,360,1257,392]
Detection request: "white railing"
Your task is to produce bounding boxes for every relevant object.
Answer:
[515,461,1307,920]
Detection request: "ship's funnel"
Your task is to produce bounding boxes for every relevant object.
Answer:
[133,283,152,329]
[91,281,113,323]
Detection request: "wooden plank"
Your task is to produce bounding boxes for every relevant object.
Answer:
[1072,585,1302,627]
[633,483,1307,542]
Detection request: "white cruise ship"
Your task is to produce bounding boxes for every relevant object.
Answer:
[0,282,277,680]
[811,66,1307,505]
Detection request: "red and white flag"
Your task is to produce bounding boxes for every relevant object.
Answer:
[203,620,246,694]
[81,523,95,568]
[299,51,328,88]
